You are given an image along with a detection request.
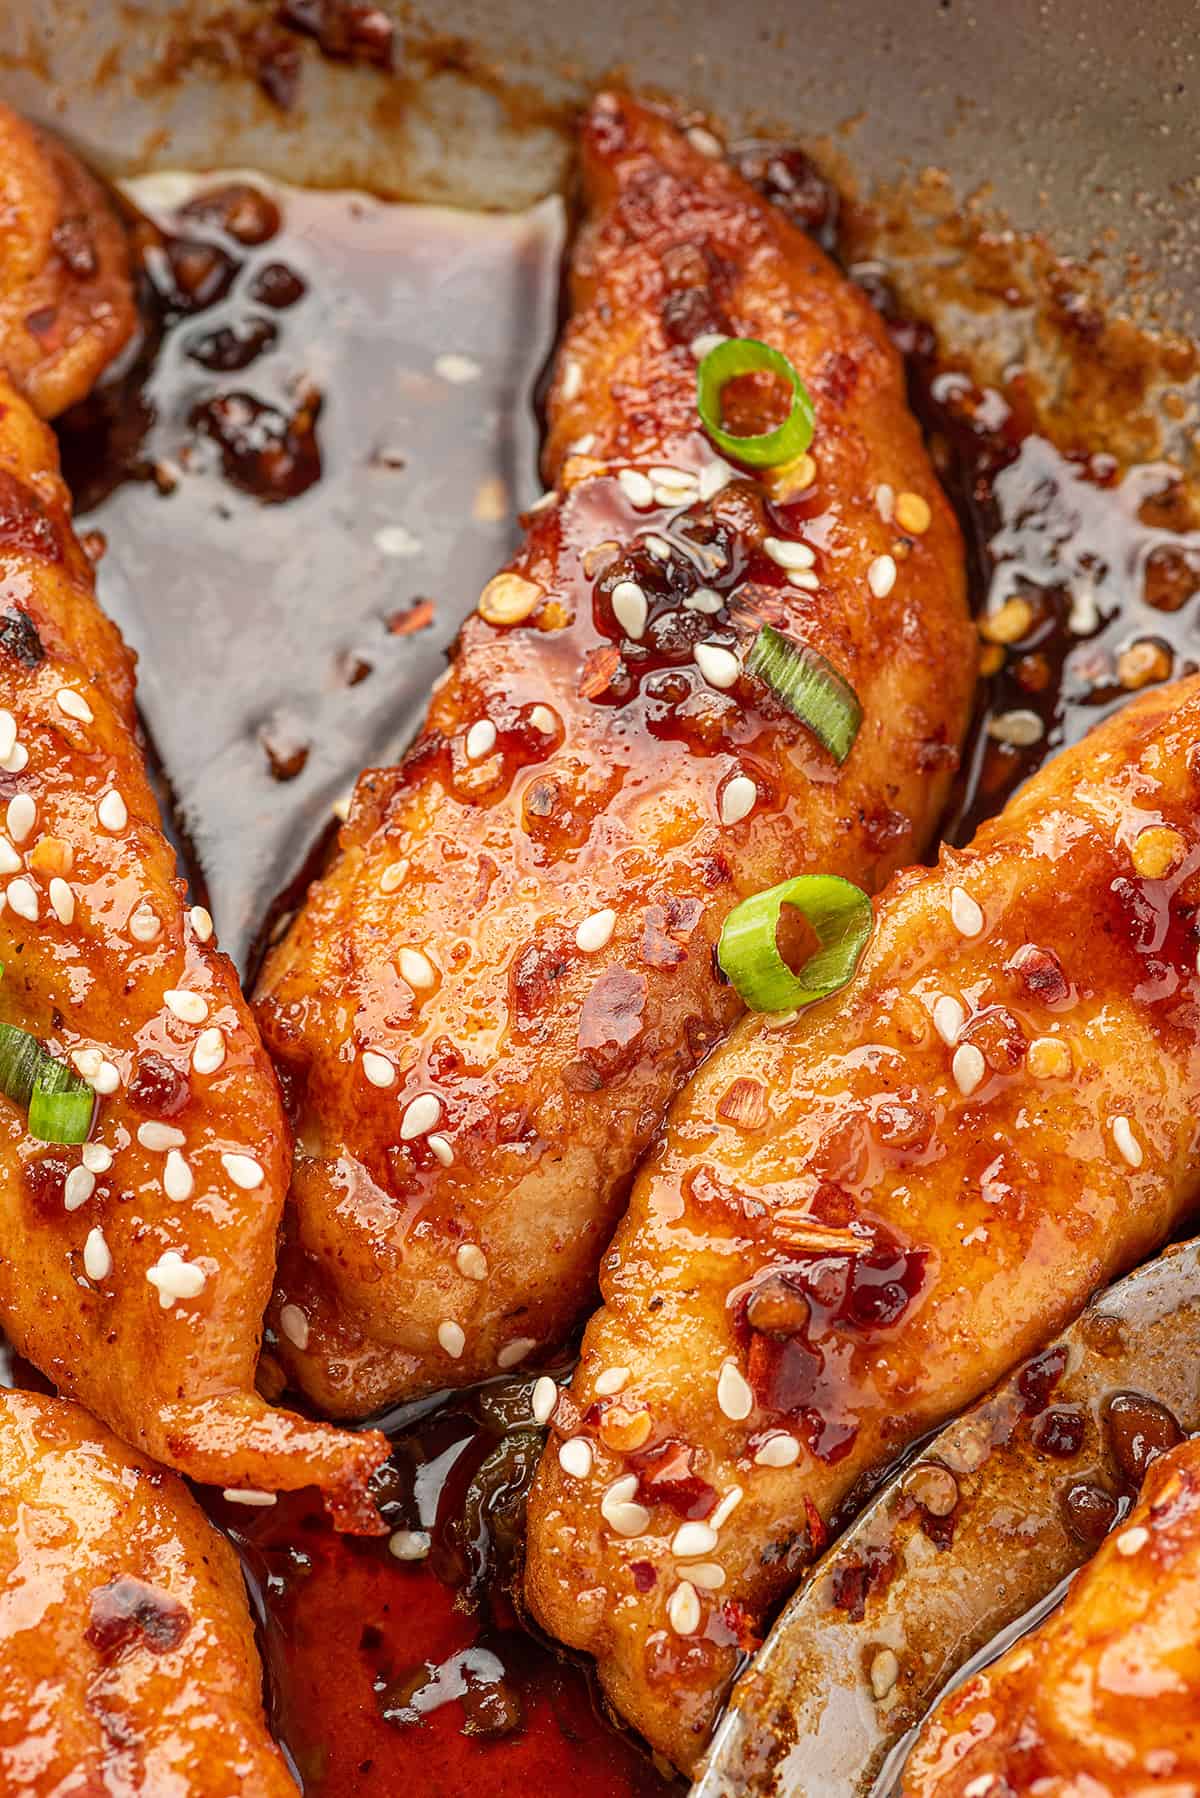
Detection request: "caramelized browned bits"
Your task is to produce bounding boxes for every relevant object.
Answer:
[1061,1478,1120,1545]
[1105,1390,1184,1484]
[178,181,282,245]
[1030,1405,1087,1458]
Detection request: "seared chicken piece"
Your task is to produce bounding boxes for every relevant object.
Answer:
[0,365,386,1520]
[904,1435,1200,1798]
[526,677,1200,1771]
[0,104,136,419]
[0,1388,297,1795]
[254,92,973,1415]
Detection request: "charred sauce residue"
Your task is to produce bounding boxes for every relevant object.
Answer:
[39,140,1200,1797]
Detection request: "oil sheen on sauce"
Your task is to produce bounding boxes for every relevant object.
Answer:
[17,148,1200,1796]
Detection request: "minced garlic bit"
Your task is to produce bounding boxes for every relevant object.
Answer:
[1132,825,1186,880]
[478,572,541,626]
[894,492,931,535]
[1027,1036,1071,1080]
[978,596,1034,645]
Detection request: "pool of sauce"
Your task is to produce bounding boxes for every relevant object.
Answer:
[19,140,1200,1796]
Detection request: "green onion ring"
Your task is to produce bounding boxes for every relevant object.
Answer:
[717,874,873,1012]
[747,625,861,764]
[0,1022,46,1112]
[696,337,815,468]
[28,1057,94,1145]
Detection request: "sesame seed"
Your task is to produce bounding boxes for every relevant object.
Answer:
[672,1521,718,1558]
[48,878,74,925]
[594,1366,629,1397]
[146,1250,206,1308]
[64,1167,95,1212]
[683,587,724,614]
[83,1227,111,1282]
[93,1062,120,1096]
[686,124,723,156]
[362,1050,396,1089]
[400,1092,442,1140]
[989,706,1045,751]
[427,1133,454,1166]
[763,536,815,571]
[576,908,616,953]
[529,704,557,735]
[2,743,27,774]
[648,465,698,491]
[717,1358,754,1420]
[456,1243,488,1281]
[7,878,37,921]
[611,578,648,640]
[668,1580,701,1635]
[221,1152,264,1190]
[689,1562,726,1589]
[81,1142,112,1174]
[698,460,733,500]
[932,995,966,1045]
[694,642,740,690]
[189,906,214,943]
[1112,1115,1143,1168]
[137,1121,185,1152]
[690,331,727,360]
[466,719,497,761]
[0,836,19,875]
[223,1488,277,1507]
[1116,1525,1149,1555]
[434,352,481,384]
[870,1647,900,1700]
[380,862,407,893]
[710,1486,744,1529]
[787,570,820,591]
[868,555,897,599]
[617,469,655,509]
[875,484,895,522]
[6,794,34,843]
[192,1027,226,1076]
[949,887,984,938]
[437,1319,466,1358]
[280,1304,310,1349]
[0,713,13,761]
[72,1048,102,1080]
[569,433,596,456]
[57,688,94,724]
[97,789,128,833]
[497,1337,537,1368]
[601,1475,650,1537]
[558,1436,593,1478]
[398,947,436,990]
[560,358,583,401]
[164,989,208,1025]
[979,596,1034,645]
[129,903,160,942]
[952,1043,986,1097]
[389,1528,431,1561]
[164,1150,194,1202]
[531,1377,558,1424]
[895,492,932,535]
[754,1432,800,1467]
[720,775,757,827]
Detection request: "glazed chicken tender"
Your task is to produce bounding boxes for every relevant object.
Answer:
[0,1389,296,1796]
[254,93,973,1415]
[903,1435,1200,1798]
[0,367,386,1522]
[526,678,1200,1771]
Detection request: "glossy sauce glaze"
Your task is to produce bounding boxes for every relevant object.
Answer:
[12,137,1200,1794]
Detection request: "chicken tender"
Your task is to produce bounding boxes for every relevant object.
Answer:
[526,677,1200,1770]
[0,1388,297,1796]
[254,93,973,1416]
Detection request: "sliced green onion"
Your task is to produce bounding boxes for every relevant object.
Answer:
[696,337,815,468]
[28,1057,94,1145]
[747,625,861,764]
[0,1022,46,1111]
[718,874,872,1012]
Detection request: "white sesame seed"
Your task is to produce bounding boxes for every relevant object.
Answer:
[720,775,757,827]
[146,1249,206,1308]
[964,1780,998,1798]
[129,903,160,942]
[529,704,557,735]
[0,836,20,875]
[787,569,820,591]
[687,124,723,156]
[222,1488,277,1507]
[694,642,740,690]
[456,1243,488,1281]
[7,878,37,921]
[672,1521,719,1558]
[601,1475,650,1537]
[683,587,724,615]
[72,1048,102,1080]
[83,1227,111,1282]
[221,1152,264,1190]
[280,1304,310,1350]
[710,1486,744,1530]
[952,1043,986,1097]
[690,331,727,361]
[1116,1525,1149,1556]
[875,483,895,523]
[189,905,214,943]
[988,709,1044,748]
[497,1337,537,1369]
[389,1528,431,1561]
[380,862,407,893]
[560,358,583,401]
[466,719,497,761]
[434,352,481,384]
[648,465,698,491]
[97,789,128,833]
[57,688,93,725]
[427,1133,454,1166]
[617,469,655,509]
[611,579,648,640]
[137,1121,185,1152]
[0,713,14,761]
[870,1648,900,1701]
[6,794,34,843]
[698,460,733,500]
[164,989,208,1025]
[398,947,436,990]
[81,1142,112,1174]
[48,878,74,925]
[192,1028,225,1076]
[164,1150,194,1202]
[2,743,27,774]
[558,1436,593,1479]
[717,1358,754,1420]
[868,555,897,599]
[688,1562,726,1589]
[754,1432,800,1468]
[93,1062,120,1096]
[568,433,596,456]
[64,1166,95,1212]
[576,908,616,953]
[531,1376,558,1424]
[594,1366,630,1397]
[362,1051,396,1089]
[437,1319,465,1358]
[400,1092,442,1140]
[932,995,966,1045]
[1112,1115,1143,1168]
[949,887,984,938]
[668,1580,701,1635]
[763,536,815,571]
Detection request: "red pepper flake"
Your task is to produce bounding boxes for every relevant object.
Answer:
[716,1077,769,1131]
[629,1559,657,1593]
[639,904,687,970]
[1006,942,1071,1006]
[578,644,623,700]
[86,1577,190,1658]
[631,1438,717,1519]
[577,966,647,1061]
[387,599,435,637]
